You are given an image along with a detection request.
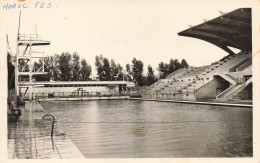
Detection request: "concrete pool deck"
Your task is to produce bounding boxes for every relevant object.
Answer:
[38,96,130,101]
[37,96,252,108]
[130,98,253,108]
[8,102,85,159]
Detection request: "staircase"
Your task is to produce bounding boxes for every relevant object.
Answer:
[216,77,252,99]
[214,72,236,85]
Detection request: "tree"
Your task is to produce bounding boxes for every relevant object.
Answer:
[157,62,168,79]
[147,65,157,86]
[131,58,145,86]
[115,64,123,81]
[110,59,124,81]
[72,52,81,81]
[59,52,72,81]
[95,55,111,81]
[95,55,104,81]
[33,59,50,81]
[102,57,111,81]
[157,58,186,79]
[126,64,130,72]
[110,59,117,80]
[33,59,43,72]
[7,52,15,90]
[168,59,175,73]
[172,59,182,70]
[18,59,29,72]
[46,54,61,81]
[141,76,148,86]
[181,59,189,68]
[80,58,92,81]
[125,63,132,81]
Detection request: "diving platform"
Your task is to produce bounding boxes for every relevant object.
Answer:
[18,72,48,75]
[17,34,50,46]
[18,40,51,46]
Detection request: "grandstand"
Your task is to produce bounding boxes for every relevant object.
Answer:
[141,8,252,101]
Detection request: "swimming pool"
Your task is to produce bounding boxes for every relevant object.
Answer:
[41,100,252,157]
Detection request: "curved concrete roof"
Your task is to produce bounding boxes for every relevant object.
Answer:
[178,8,251,54]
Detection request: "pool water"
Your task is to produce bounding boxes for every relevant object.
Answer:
[41,100,252,158]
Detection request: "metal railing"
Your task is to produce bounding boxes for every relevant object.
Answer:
[21,90,135,100]
[18,34,42,41]
[18,50,45,57]
[43,114,56,138]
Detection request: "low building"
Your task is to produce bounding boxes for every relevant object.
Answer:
[19,81,135,99]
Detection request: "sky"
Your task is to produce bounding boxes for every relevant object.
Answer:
[1,0,255,77]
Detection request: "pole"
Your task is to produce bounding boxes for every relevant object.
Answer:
[29,43,32,102]
[15,10,22,103]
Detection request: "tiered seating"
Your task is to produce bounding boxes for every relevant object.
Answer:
[185,52,251,93]
[184,52,251,92]
[142,66,206,98]
[141,51,252,100]
[166,68,189,79]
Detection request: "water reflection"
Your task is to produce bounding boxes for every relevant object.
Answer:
[41,100,252,157]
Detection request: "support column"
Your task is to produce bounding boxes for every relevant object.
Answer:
[29,43,32,102]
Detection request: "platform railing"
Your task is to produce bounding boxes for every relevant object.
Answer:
[18,34,42,41]
[18,50,45,56]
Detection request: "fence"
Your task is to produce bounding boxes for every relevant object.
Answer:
[22,90,135,100]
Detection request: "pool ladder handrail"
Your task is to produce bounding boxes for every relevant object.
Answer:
[43,114,56,138]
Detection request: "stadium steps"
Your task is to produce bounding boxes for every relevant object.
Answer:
[202,52,249,75]
[185,80,205,93]
[195,52,251,86]
[166,68,189,79]
[142,52,251,100]
[217,52,251,72]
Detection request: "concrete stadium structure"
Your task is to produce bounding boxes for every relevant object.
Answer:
[141,8,252,101]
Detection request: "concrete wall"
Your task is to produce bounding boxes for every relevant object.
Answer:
[195,79,216,100]
[142,93,152,99]
[154,92,196,101]
[233,82,252,100]
[195,76,230,100]
[174,93,196,101]
[233,91,249,100]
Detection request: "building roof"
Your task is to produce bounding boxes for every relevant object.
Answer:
[178,8,251,54]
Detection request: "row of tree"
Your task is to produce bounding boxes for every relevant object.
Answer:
[33,52,92,81]
[130,58,188,86]
[158,59,189,79]
[95,55,124,81]
[94,55,188,86]
[8,52,189,89]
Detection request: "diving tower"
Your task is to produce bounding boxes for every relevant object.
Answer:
[15,32,51,101]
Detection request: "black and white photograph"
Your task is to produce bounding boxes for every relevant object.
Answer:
[1,0,260,162]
